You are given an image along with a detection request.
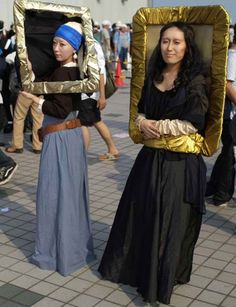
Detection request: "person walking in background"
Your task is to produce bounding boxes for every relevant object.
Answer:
[113,23,130,70]
[20,21,95,276]
[98,22,209,304]
[101,20,111,63]
[93,21,102,44]
[0,20,15,134]
[82,20,119,160]
[0,148,18,185]
[205,23,236,207]
[6,92,43,154]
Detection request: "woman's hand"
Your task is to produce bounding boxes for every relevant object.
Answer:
[140,119,160,139]
[20,91,40,104]
[97,97,106,110]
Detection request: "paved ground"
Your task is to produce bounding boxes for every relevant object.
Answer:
[0,79,236,307]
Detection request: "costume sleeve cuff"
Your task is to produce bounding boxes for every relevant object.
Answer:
[37,98,44,112]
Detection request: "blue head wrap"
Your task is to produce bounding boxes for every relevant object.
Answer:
[54,23,83,51]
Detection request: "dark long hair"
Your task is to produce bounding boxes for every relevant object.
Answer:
[148,22,203,88]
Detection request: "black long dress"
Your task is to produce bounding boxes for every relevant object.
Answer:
[98,74,209,305]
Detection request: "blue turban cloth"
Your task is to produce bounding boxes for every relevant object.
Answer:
[54,24,83,51]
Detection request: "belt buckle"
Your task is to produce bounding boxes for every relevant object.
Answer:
[65,120,76,129]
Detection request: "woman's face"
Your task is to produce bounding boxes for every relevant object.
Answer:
[160,27,187,67]
[53,37,75,65]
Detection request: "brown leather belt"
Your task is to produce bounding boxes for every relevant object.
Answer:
[38,118,82,142]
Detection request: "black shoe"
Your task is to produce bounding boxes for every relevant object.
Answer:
[3,123,13,134]
[0,163,18,186]
[33,149,41,154]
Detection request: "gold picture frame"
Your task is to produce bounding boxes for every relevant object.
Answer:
[14,0,100,94]
[130,6,230,156]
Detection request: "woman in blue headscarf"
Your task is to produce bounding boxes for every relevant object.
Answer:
[21,22,95,276]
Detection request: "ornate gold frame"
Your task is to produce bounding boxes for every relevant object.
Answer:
[13,0,100,94]
[130,6,230,156]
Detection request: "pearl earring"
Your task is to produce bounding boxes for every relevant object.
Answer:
[73,52,77,60]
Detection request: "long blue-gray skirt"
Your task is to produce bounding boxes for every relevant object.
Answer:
[31,113,95,276]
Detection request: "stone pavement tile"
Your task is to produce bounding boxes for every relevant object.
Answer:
[69,293,101,307]
[0,225,13,233]
[0,269,21,282]
[64,278,93,292]
[230,286,236,297]
[95,300,121,307]
[93,209,112,217]
[197,289,225,305]
[105,290,136,305]
[6,228,27,238]
[92,239,105,249]
[3,210,24,219]
[0,234,13,244]
[0,256,19,268]
[203,258,228,270]
[221,296,236,307]
[193,254,207,265]
[118,284,138,295]
[21,243,35,253]
[219,243,236,254]
[86,284,114,299]
[9,260,35,273]
[217,271,236,284]
[7,237,31,248]
[29,281,59,296]
[20,232,35,242]
[31,297,63,306]
[211,250,235,262]
[174,284,202,299]
[227,237,236,245]
[207,280,234,294]
[77,269,100,282]
[0,297,7,305]
[188,300,216,307]
[208,233,230,243]
[27,266,54,280]
[200,240,223,250]
[198,231,211,239]
[189,274,212,288]
[94,231,109,241]
[0,284,24,298]
[169,293,193,306]
[97,279,119,289]
[0,245,17,256]
[12,290,43,306]
[98,216,115,226]
[48,287,78,303]
[200,224,217,233]
[194,246,215,257]
[11,275,39,289]
[91,222,109,232]
[194,266,220,279]
[8,248,32,261]
[18,223,35,232]
[224,263,236,273]
[44,272,73,286]
[0,301,25,307]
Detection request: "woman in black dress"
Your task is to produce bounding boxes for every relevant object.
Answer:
[98,22,209,305]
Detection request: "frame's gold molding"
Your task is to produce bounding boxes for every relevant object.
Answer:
[130,6,230,156]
